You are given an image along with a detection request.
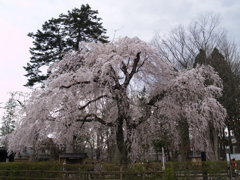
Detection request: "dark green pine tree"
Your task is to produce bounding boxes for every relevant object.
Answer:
[208,48,234,156]
[209,49,240,154]
[24,4,109,87]
[193,49,207,68]
[208,48,235,117]
[208,48,233,84]
[194,48,234,102]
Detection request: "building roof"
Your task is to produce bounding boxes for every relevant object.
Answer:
[59,153,88,159]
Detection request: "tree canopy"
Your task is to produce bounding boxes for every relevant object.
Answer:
[0,92,27,146]
[24,4,108,87]
[151,12,232,70]
[8,37,226,165]
[152,12,240,158]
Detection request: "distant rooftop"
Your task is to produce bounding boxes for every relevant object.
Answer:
[59,153,88,159]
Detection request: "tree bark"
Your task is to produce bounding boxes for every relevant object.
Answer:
[116,117,126,164]
[178,121,190,162]
[65,136,74,153]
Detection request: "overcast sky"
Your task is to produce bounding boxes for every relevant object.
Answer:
[0,0,239,115]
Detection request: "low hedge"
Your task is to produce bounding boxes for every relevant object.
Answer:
[0,160,232,179]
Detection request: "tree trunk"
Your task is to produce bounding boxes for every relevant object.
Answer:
[228,127,233,154]
[178,121,190,162]
[233,121,240,153]
[212,128,219,160]
[116,117,130,166]
[219,128,226,159]
[114,86,133,166]
[66,136,74,153]
[115,115,134,166]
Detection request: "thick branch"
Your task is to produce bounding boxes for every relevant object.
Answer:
[78,95,108,110]
[132,105,152,129]
[148,90,166,106]
[60,81,90,89]
[109,65,121,90]
[124,52,141,86]
[76,114,114,127]
[132,90,166,128]
[120,61,128,75]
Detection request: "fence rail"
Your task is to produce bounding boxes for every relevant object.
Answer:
[0,169,236,180]
[0,161,237,180]
[0,170,165,180]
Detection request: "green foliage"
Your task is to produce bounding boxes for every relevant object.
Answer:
[0,161,231,179]
[162,167,174,180]
[0,162,61,179]
[0,92,25,140]
[24,4,109,87]
[129,163,146,172]
[101,163,120,171]
[193,49,207,68]
[0,161,60,171]
[1,95,17,136]
[153,139,170,152]
[194,48,239,154]
[137,86,147,103]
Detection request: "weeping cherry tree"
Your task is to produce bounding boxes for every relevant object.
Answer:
[8,37,226,165]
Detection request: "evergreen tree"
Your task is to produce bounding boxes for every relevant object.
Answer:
[209,48,233,82]
[209,49,240,154]
[194,48,234,111]
[193,49,207,68]
[208,48,238,156]
[0,92,26,147]
[207,48,234,121]
[1,93,18,136]
[194,48,238,157]
[24,4,108,87]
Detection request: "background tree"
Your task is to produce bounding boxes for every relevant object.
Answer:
[8,37,226,166]
[151,12,240,160]
[0,92,26,146]
[24,4,108,87]
[151,12,226,69]
[194,48,236,159]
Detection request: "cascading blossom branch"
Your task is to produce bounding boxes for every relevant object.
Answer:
[7,37,226,164]
[154,65,226,149]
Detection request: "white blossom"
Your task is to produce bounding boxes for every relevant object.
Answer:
[7,37,226,163]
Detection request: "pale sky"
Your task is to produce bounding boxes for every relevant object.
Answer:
[0,0,239,116]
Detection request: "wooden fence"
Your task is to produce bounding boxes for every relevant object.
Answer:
[0,161,237,179]
[0,169,236,179]
[0,170,164,180]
